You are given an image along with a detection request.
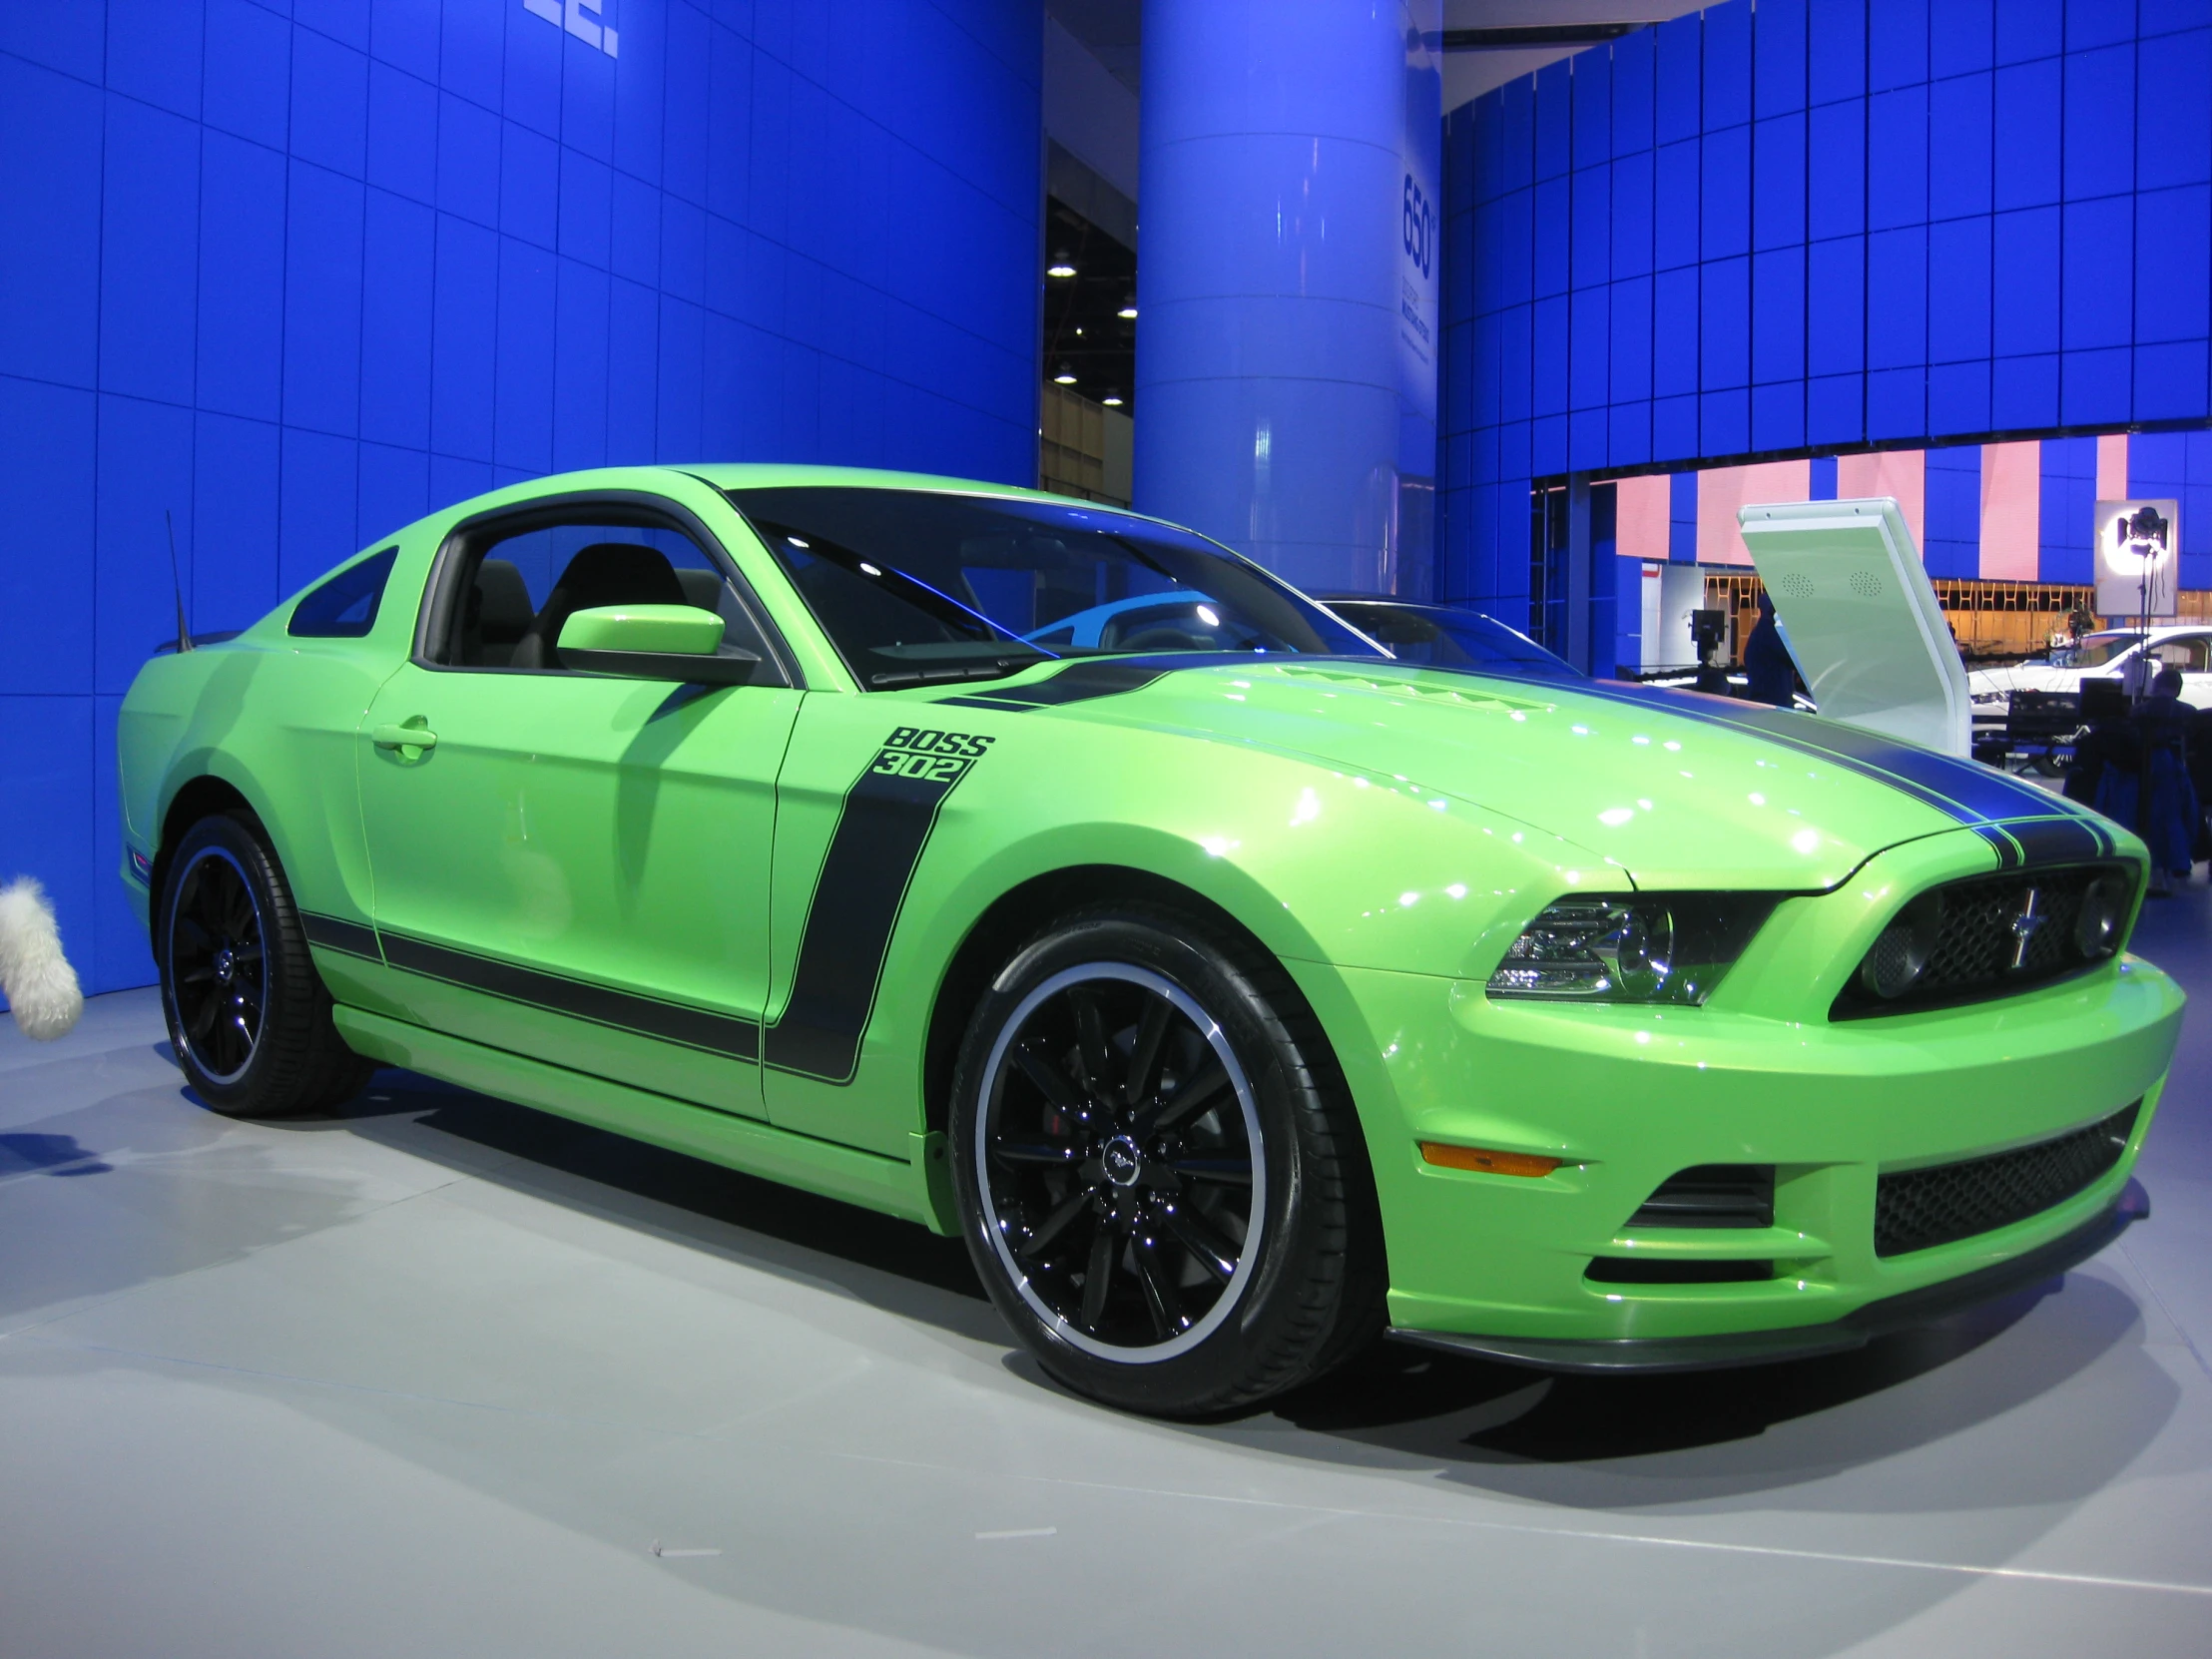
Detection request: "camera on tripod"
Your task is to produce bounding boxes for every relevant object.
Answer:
[1689,608,1728,661]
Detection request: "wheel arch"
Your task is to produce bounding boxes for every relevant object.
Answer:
[148,766,268,919]
[919,863,1353,1143]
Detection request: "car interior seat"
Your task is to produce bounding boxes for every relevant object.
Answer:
[462,557,536,667]
[508,542,688,670]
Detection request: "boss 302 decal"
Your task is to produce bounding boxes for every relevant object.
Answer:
[764,726,994,1083]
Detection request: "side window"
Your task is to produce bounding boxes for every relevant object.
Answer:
[290,548,397,638]
[2150,636,2211,672]
[443,515,778,677]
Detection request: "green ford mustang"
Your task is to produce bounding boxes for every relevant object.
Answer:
[118,465,2184,1414]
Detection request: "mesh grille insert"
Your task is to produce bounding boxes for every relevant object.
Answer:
[1874,1102,2139,1258]
[1834,863,2133,1019]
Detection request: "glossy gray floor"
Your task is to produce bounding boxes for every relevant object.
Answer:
[5,904,2212,1659]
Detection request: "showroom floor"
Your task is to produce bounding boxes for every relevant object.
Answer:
[3,903,2210,1658]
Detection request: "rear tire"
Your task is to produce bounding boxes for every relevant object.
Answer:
[156,812,372,1118]
[949,903,1382,1416]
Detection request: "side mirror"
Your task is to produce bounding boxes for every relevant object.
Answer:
[556,605,759,686]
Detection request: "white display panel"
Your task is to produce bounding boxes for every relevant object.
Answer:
[2094,498,2180,619]
[1735,496,1971,757]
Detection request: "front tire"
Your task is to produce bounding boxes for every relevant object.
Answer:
[949,905,1381,1416]
[157,813,371,1118]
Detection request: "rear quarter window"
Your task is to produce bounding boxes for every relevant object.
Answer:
[289,548,398,638]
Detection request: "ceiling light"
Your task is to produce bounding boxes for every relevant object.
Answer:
[1046,252,1076,278]
[1100,389,1124,406]
[1117,296,1138,318]
[1053,363,1077,384]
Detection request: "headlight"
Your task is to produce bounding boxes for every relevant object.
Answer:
[1486,892,1783,1005]
[1969,690,2007,707]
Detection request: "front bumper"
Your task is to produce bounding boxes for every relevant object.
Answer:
[1295,829,2186,1353]
[1388,1178,2150,1373]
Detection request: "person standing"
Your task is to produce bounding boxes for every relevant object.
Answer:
[1742,590,1797,708]
[2131,666,2202,896]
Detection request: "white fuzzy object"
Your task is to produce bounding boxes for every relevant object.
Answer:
[0,876,83,1040]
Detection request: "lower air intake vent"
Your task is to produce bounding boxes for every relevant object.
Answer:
[1585,1257,1774,1285]
[1874,1102,2139,1258]
[1626,1164,1776,1230]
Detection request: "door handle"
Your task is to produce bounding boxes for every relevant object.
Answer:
[372,722,438,752]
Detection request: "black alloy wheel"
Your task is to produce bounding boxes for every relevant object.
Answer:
[157,813,373,1118]
[978,961,1264,1358]
[951,905,1382,1416]
[166,840,269,1083]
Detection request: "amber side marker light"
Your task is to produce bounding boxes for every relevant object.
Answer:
[1420,1142,1562,1178]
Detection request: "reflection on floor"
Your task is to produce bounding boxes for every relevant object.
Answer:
[4,893,2212,1658]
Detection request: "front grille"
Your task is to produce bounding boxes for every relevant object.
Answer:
[1874,1102,2139,1258]
[1625,1164,1775,1229]
[1833,862,2134,1019]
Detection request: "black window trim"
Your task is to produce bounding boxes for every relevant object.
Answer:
[412,488,804,689]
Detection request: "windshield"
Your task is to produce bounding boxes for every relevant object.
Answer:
[1320,599,1581,679]
[728,487,1382,689]
[2072,632,2145,668]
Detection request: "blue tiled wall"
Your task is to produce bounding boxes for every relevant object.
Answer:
[1440,0,2212,628]
[0,0,1043,997]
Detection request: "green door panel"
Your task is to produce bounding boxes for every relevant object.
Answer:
[356,661,800,1116]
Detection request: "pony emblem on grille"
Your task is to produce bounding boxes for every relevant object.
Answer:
[2007,887,2049,970]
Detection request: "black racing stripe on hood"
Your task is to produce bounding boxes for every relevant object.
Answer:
[1565,678,2102,831]
[1995,814,2117,866]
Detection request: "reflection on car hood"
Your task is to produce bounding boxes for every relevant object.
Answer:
[940,655,2118,889]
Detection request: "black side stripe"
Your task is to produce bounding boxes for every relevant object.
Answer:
[376,930,760,1062]
[764,742,982,1083]
[301,912,381,961]
[935,658,1175,711]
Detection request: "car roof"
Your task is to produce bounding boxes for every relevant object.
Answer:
[2085,624,2204,642]
[682,465,1259,564]
[681,464,1194,533]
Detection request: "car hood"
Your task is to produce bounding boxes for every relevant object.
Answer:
[957,656,2118,889]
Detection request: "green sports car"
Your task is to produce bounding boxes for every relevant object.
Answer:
[118,465,2184,1415]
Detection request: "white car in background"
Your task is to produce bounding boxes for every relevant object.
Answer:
[1968,626,2212,713]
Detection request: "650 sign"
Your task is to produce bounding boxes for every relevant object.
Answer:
[1401,173,1434,282]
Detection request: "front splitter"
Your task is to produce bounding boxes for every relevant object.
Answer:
[1387,1177,2150,1375]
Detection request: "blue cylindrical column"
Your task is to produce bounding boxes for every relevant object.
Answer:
[1135,1,1441,595]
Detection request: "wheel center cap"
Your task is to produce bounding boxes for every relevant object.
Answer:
[1101,1136,1143,1188]
[213,947,236,984]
